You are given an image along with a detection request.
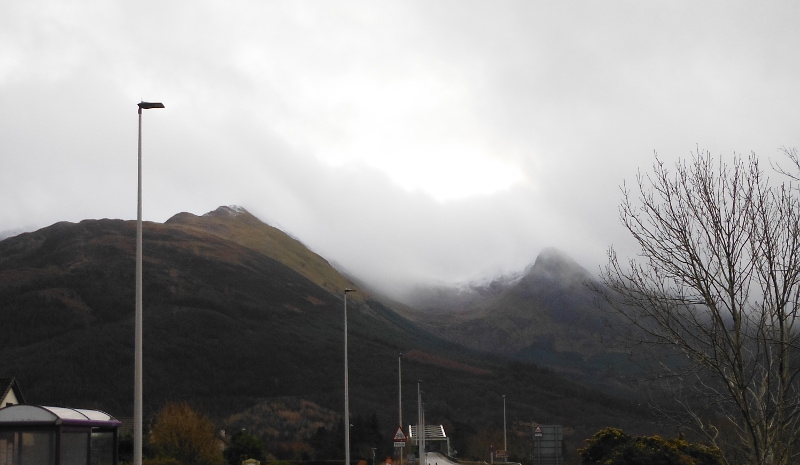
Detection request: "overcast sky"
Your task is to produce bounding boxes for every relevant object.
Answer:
[2,1,799,299]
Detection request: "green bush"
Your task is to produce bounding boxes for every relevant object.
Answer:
[579,427,723,465]
[224,430,266,465]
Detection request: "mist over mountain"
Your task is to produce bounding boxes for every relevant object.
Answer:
[0,228,27,242]
[393,247,626,390]
[0,206,657,460]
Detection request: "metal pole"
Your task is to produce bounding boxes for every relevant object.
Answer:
[133,101,163,465]
[422,404,426,462]
[417,381,423,465]
[344,289,355,465]
[134,105,143,465]
[502,395,507,459]
[537,431,540,465]
[421,406,426,464]
[399,354,403,430]
[399,353,403,465]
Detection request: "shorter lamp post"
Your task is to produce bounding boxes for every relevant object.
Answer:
[398,353,404,465]
[344,288,356,465]
[502,395,507,461]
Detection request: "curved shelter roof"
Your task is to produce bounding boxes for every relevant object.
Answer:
[0,404,121,428]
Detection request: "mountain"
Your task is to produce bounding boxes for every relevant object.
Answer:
[398,248,629,388]
[0,228,27,242]
[0,207,658,461]
[166,206,352,297]
[0,206,424,410]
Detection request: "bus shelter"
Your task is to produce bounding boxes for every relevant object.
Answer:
[0,405,120,465]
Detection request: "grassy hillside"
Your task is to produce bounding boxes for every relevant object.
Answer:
[398,248,636,391]
[0,208,664,462]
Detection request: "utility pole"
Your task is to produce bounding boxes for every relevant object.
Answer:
[417,381,425,465]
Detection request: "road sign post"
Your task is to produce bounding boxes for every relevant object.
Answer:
[394,426,408,448]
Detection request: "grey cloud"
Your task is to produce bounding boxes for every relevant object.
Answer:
[2,1,800,301]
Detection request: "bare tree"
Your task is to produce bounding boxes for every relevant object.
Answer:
[599,149,800,465]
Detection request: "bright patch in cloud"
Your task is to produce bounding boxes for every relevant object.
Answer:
[263,63,526,201]
[365,145,525,202]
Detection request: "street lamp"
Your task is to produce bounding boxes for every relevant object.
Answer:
[135,101,163,465]
[417,381,425,465]
[344,288,356,465]
[398,353,404,465]
[502,395,507,461]
[398,353,403,426]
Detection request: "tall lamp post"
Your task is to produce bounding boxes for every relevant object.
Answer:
[502,395,507,461]
[344,288,356,465]
[417,381,425,465]
[398,353,404,465]
[135,101,164,465]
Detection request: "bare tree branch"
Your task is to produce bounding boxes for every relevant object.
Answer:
[599,149,800,465]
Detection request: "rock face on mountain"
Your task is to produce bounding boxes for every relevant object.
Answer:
[404,248,625,385]
[0,207,653,459]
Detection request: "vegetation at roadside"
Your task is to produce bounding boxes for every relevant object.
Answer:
[147,402,225,465]
[579,427,722,465]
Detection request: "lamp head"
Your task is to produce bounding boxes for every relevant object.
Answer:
[138,101,165,110]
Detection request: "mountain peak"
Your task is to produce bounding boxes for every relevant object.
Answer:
[527,247,590,282]
[166,206,352,297]
[204,205,249,218]
[166,206,262,228]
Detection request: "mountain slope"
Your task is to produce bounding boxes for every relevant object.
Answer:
[404,248,627,386]
[0,208,657,460]
[0,211,358,409]
[166,206,353,297]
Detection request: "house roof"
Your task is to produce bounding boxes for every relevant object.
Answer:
[0,378,25,405]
